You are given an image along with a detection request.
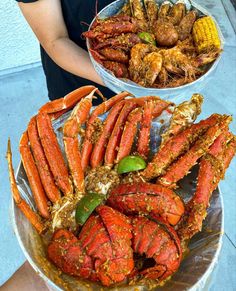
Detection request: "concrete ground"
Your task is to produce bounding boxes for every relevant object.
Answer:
[0,66,48,284]
[0,0,236,289]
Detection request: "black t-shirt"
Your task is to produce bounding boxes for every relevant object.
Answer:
[16,0,114,102]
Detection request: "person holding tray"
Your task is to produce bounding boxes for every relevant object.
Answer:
[16,0,114,103]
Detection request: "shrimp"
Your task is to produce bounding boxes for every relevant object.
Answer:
[140,52,163,86]
[160,47,200,80]
[129,43,160,83]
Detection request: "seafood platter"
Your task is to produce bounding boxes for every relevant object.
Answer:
[85,0,224,99]
[8,86,236,290]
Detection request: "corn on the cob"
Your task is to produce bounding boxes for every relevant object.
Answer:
[193,16,221,53]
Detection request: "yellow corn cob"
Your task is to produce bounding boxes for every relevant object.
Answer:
[193,16,221,53]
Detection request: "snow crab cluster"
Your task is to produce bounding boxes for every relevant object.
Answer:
[7,86,235,287]
[84,0,222,88]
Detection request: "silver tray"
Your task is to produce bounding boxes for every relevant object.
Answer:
[11,109,224,291]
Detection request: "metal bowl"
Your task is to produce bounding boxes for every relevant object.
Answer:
[11,111,224,291]
[87,0,224,102]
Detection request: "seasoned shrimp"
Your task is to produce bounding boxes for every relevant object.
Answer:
[129,43,159,82]
[193,49,221,67]
[176,36,197,57]
[140,52,163,86]
[160,47,200,79]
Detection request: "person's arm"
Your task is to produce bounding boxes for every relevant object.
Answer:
[18,0,105,86]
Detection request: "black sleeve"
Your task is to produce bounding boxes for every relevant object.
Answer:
[15,0,38,2]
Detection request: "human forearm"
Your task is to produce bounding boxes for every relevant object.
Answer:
[18,0,104,86]
[44,37,104,86]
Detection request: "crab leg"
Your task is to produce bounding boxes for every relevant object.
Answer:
[90,101,125,168]
[105,97,169,165]
[81,91,131,171]
[39,86,103,119]
[107,182,184,226]
[37,112,73,195]
[142,114,221,180]
[130,96,171,114]
[116,107,143,162]
[27,116,61,203]
[7,139,44,233]
[104,101,137,166]
[63,89,96,192]
[19,132,50,218]
[116,96,171,109]
[193,132,235,207]
[137,100,153,158]
[116,99,172,162]
[161,94,203,147]
[158,115,232,188]
[178,133,236,245]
